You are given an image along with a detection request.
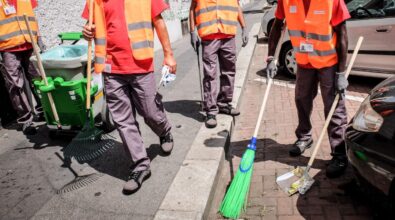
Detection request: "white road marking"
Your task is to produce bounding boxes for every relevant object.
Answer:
[253,78,366,102]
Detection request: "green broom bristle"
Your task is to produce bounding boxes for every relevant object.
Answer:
[219,147,256,219]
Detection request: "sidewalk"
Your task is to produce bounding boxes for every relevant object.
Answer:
[209,38,374,219]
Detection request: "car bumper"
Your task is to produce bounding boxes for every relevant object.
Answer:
[345,124,393,196]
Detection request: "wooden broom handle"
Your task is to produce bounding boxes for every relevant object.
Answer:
[23,14,61,128]
[307,36,364,168]
[253,24,286,137]
[86,0,94,109]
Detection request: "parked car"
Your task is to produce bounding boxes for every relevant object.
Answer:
[345,76,395,213]
[261,0,395,78]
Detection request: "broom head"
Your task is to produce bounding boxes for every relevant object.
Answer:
[219,138,257,219]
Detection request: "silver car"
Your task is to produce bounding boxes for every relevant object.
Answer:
[261,0,395,78]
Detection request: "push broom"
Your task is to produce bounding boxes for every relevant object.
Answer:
[63,0,116,163]
[219,25,286,219]
[276,36,364,196]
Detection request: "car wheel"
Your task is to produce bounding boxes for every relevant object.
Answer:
[280,42,297,77]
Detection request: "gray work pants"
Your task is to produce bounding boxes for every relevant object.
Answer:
[103,73,171,171]
[201,37,236,116]
[0,49,40,124]
[295,65,347,152]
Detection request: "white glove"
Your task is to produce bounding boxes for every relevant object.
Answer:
[159,65,176,87]
[91,73,103,92]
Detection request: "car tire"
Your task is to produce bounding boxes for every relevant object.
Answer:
[279,41,297,78]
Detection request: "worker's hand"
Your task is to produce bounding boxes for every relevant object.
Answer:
[190,31,200,52]
[266,57,277,79]
[37,36,47,53]
[242,27,248,47]
[335,72,348,97]
[83,24,95,41]
[164,53,177,74]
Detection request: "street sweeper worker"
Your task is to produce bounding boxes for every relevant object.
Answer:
[0,0,46,135]
[189,0,248,129]
[82,0,176,194]
[267,0,351,178]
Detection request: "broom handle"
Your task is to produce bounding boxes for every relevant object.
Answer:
[86,0,94,110]
[307,37,364,168]
[23,14,62,129]
[253,25,286,138]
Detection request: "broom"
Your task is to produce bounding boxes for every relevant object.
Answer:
[63,0,116,163]
[219,25,286,219]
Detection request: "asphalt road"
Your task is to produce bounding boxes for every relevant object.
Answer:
[0,1,267,219]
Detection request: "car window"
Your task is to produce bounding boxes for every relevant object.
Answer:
[348,0,395,18]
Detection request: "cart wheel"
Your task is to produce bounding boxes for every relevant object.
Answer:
[101,97,116,132]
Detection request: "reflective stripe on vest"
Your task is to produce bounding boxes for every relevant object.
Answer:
[92,0,153,73]
[283,0,338,69]
[195,0,239,38]
[0,1,38,50]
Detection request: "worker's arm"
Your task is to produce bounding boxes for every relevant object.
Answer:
[334,21,348,73]
[237,5,246,29]
[189,0,200,51]
[153,15,177,73]
[238,4,248,47]
[189,0,197,32]
[267,18,285,57]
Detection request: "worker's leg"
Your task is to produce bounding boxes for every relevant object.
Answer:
[103,73,150,172]
[129,73,171,138]
[20,49,43,117]
[318,65,347,152]
[0,51,34,125]
[202,39,220,116]
[217,37,236,109]
[294,66,319,141]
[318,65,348,178]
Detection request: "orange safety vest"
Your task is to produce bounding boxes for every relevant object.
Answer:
[283,0,338,69]
[92,0,154,73]
[194,0,239,38]
[0,0,38,50]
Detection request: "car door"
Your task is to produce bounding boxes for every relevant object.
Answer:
[347,0,395,77]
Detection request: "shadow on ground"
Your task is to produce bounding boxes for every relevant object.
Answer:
[163,99,205,122]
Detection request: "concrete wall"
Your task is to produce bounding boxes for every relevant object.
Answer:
[35,0,184,49]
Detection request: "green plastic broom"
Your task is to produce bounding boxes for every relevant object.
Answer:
[219,25,286,219]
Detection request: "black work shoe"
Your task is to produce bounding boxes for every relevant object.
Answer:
[123,169,151,195]
[22,122,37,135]
[326,154,348,178]
[160,133,174,154]
[219,105,240,116]
[205,114,217,128]
[289,139,313,157]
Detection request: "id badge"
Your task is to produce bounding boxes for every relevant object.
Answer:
[104,63,111,73]
[3,5,16,15]
[300,42,314,52]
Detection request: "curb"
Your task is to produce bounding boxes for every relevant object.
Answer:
[154,23,261,220]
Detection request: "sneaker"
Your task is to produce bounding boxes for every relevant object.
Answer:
[22,122,37,135]
[160,133,174,154]
[326,153,348,178]
[219,105,240,116]
[205,114,217,128]
[289,139,313,157]
[123,169,151,195]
